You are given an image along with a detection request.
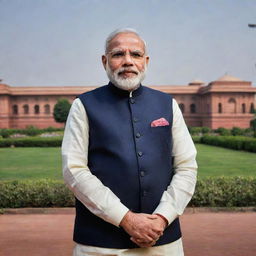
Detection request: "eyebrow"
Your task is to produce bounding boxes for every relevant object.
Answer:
[109,49,145,55]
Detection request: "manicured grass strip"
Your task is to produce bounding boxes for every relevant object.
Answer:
[0,148,62,180]
[195,144,256,179]
[0,145,255,181]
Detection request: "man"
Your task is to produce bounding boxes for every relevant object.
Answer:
[62,28,197,256]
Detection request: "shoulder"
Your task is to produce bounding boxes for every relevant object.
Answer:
[142,85,173,99]
[78,84,109,99]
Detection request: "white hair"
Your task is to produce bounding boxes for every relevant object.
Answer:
[104,28,147,54]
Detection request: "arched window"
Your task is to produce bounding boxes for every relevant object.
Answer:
[250,103,255,113]
[190,104,196,113]
[34,105,40,114]
[242,103,246,113]
[44,104,50,114]
[23,104,29,114]
[179,103,185,113]
[227,98,236,113]
[218,103,222,113]
[12,105,18,115]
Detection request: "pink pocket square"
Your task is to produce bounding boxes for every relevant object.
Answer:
[151,118,169,127]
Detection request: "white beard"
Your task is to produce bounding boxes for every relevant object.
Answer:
[106,62,147,91]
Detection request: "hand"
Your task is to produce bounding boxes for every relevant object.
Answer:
[130,214,167,248]
[120,211,162,245]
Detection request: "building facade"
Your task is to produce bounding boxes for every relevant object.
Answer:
[0,75,255,129]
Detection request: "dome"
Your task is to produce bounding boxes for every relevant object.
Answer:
[216,74,242,82]
[188,79,205,86]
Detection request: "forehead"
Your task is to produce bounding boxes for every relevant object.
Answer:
[107,32,145,52]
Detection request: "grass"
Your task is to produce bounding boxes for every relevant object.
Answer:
[0,147,62,180]
[0,144,255,181]
[196,144,256,179]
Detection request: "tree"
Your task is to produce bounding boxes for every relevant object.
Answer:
[250,109,256,137]
[53,98,71,124]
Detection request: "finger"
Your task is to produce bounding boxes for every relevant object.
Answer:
[131,237,150,248]
[147,215,158,220]
[137,240,156,248]
[152,228,164,236]
[147,231,161,241]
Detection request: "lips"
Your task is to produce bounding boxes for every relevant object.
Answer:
[118,70,138,75]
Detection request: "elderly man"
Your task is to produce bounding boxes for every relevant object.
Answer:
[62,28,197,256]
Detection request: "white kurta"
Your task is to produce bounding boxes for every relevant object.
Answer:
[62,96,197,255]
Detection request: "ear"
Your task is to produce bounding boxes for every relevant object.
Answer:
[102,55,107,70]
[145,55,149,66]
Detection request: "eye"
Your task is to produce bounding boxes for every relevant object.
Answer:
[131,52,143,58]
[111,51,124,57]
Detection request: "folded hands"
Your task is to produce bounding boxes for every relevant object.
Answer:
[120,211,167,248]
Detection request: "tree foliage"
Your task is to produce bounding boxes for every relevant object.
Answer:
[53,99,71,124]
[250,109,256,137]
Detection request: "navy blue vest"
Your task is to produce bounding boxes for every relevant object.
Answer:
[75,82,181,248]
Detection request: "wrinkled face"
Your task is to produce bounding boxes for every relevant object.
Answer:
[102,32,149,91]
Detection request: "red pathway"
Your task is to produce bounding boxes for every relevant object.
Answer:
[0,211,255,256]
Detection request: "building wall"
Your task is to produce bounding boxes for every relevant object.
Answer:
[0,76,255,129]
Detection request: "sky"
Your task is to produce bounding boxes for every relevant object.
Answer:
[0,0,256,87]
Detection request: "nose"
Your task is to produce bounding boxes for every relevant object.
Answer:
[122,53,133,67]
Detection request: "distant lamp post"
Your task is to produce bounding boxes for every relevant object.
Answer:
[248,24,256,28]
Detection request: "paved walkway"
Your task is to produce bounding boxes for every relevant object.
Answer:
[0,210,255,256]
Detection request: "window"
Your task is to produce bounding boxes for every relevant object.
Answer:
[179,103,185,113]
[227,98,236,113]
[23,104,29,114]
[13,105,18,115]
[190,104,196,113]
[44,104,50,114]
[242,103,246,113]
[34,105,40,114]
[250,103,255,113]
[218,103,222,113]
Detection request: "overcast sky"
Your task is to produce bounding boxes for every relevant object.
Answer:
[0,0,256,87]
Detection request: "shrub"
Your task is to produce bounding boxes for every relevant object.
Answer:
[200,135,256,152]
[25,126,42,136]
[0,129,12,138]
[231,127,244,136]
[0,137,62,147]
[192,136,201,143]
[0,179,74,208]
[190,177,256,207]
[201,127,211,134]
[215,127,231,136]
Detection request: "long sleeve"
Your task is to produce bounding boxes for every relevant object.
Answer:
[62,98,129,227]
[153,98,198,224]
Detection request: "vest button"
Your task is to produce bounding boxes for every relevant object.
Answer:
[136,133,141,138]
[143,190,147,196]
[138,151,143,157]
[130,98,135,104]
[133,117,139,123]
[140,171,145,177]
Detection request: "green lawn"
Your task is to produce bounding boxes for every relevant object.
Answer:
[0,144,255,180]
[196,144,256,178]
[0,147,62,180]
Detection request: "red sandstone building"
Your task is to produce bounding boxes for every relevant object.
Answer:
[0,75,255,129]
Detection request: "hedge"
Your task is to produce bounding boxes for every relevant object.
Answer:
[0,137,62,147]
[0,177,255,208]
[190,177,256,207]
[200,135,256,152]
[0,179,74,208]
[0,127,64,138]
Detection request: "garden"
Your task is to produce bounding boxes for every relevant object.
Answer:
[0,126,255,209]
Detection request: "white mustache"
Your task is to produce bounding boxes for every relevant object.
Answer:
[117,68,139,76]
